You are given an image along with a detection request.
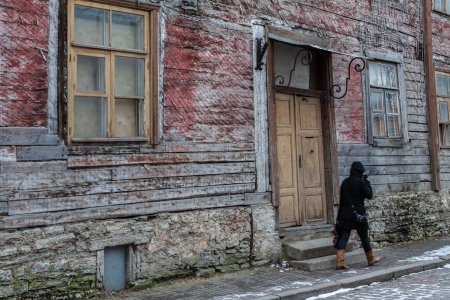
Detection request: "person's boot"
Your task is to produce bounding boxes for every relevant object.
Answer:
[336,249,349,270]
[365,250,381,266]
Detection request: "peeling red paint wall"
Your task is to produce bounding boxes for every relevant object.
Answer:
[432,13,450,63]
[0,0,49,127]
[163,14,254,143]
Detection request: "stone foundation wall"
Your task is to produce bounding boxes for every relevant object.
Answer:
[0,205,281,299]
[366,190,450,248]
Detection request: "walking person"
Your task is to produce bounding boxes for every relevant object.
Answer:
[335,161,380,270]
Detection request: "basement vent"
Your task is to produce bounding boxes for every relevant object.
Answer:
[104,246,126,292]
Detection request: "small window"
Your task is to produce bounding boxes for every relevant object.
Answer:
[434,0,450,14]
[368,62,402,139]
[437,72,450,146]
[68,0,157,143]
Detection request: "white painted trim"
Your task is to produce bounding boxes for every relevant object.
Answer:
[48,0,59,135]
[252,20,270,193]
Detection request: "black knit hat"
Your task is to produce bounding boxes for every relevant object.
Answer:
[350,161,365,176]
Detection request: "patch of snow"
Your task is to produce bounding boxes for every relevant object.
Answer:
[306,288,353,299]
[213,280,317,300]
[444,264,450,269]
[399,245,450,262]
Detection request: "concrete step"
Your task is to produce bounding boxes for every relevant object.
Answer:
[284,237,353,261]
[290,248,382,271]
[279,224,335,242]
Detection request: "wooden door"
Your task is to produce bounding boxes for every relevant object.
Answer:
[276,93,327,227]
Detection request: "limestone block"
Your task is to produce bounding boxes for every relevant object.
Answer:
[34,233,76,250]
[0,269,12,282]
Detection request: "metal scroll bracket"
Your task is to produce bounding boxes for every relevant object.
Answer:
[255,38,268,71]
[330,57,366,99]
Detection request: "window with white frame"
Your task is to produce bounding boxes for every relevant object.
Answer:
[368,61,402,139]
[434,0,450,14]
[437,72,450,146]
[67,0,157,143]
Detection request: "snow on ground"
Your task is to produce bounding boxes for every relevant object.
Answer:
[399,245,450,262]
[213,280,315,300]
[305,288,353,299]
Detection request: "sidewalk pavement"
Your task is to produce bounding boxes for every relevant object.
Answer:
[105,237,450,300]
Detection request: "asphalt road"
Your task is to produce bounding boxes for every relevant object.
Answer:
[308,265,450,300]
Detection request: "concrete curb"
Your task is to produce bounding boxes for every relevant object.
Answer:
[259,258,448,300]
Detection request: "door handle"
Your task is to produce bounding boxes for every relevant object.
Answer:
[298,155,303,168]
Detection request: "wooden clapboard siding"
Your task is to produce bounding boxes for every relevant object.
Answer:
[67,151,255,168]
[338,143,431,193]
[0,160,67,174]
[112,162,255,180]
[1,193,270,229]
[67,142,254,156]
[1,169,112,191]
[338,155,430,166]
[408,114,428,124]
[5,173,255,201]
[339,164,431,176]
[338,144,428,156]
[8,183,255,215]
[0,141,258,228]
[439,147,450,190]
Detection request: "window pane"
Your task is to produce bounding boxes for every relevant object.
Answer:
[115,99,144,137]
[75,5,109,47]
[369,63,382,86]
[372,114,385,137]
[381,64,397,88]
[435,0,444,10]
[115,57,145,97]
[385,91,399,114]
[447,0,450,13]
[112,12,144,51]
[440,124,450,146]
[370,91,383,111]
[77,56,105,92]
[387,115,400,137]
[437,75,449,97]
[74,96,107,138]
[439,102,449,122]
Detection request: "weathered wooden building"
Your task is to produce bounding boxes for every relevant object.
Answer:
[0,0,449,297]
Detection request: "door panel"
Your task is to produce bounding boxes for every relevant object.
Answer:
[276,93,299,227]
[302,137,322,188]
[276,93,327,227]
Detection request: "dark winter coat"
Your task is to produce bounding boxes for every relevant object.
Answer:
[336,161,373,230]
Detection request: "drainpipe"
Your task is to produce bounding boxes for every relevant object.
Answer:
[423,0,440,191]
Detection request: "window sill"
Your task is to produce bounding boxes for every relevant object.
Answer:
[71,137,148,143]
[433,9,450,17]
[371,138,405,148]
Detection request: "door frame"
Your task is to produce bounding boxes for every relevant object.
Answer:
[267,39,340,226]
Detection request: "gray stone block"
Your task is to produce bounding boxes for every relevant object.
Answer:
[284,238,353,261]
[272,281,341,300]
[338,268,394,288]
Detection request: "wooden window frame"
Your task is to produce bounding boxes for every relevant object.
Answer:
[437,71,450,147]
[67,0,158,144]
[433,0,450,15]
[364,51,408,147]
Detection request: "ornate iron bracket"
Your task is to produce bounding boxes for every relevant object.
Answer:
[255,38,268,71]
[330,57,366,99]
[274,48,313,87]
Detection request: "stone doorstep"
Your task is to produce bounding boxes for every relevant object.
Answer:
[289,248,382,271]
[284,237,354,261]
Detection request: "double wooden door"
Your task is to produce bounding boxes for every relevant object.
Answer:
[275,92,327,227]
